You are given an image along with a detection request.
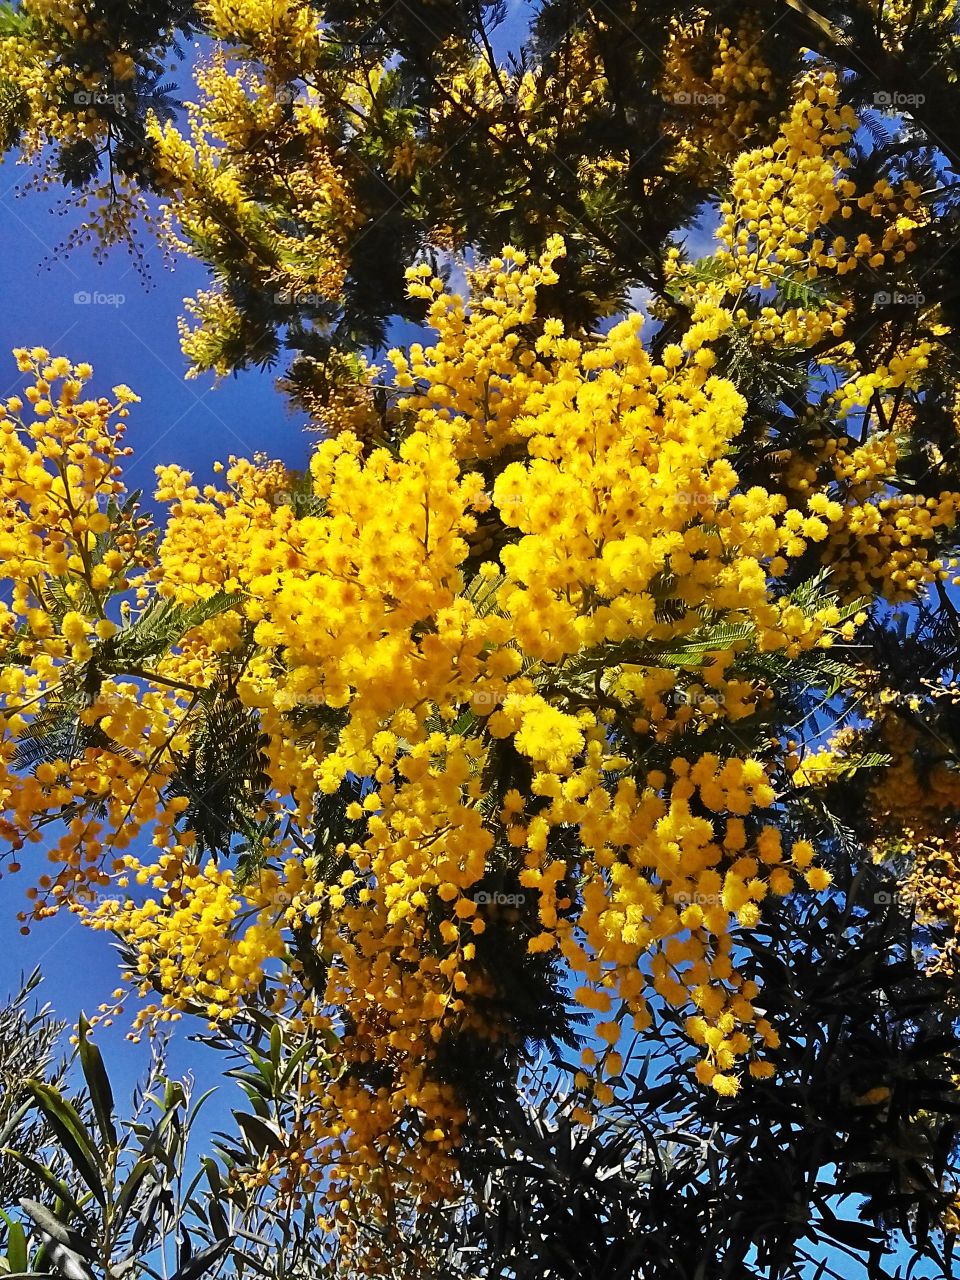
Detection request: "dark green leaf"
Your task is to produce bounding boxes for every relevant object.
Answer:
[169,1239,229,1280]
[0,1212,27,1275]
[3,1149,87,1221]
[77,1015,117,1149]
[23,1084,105,1206]
[233,1112,283,1155]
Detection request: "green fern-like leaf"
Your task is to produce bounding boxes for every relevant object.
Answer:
[107,591,244,668]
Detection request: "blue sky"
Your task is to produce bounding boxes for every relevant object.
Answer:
[0,176,313,480]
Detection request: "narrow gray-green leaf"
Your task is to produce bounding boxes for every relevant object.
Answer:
[233,1112,283,1156]
[114,1156,153,1227]
[3,1149,86,1221]
[170,1239,229,1280]
[18,1201,94,1260]
[0,1213,26,1275]
[187,1088,217,1132]
[42,1241,96,1280]
[22,1085,105,1206]
[77,1015,117,1149]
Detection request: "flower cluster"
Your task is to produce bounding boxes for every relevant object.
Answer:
[148,54,359,378]
[660,13,777,171]
[667,74,926,350]
[0,351,188,920]
[0,240,864,1233]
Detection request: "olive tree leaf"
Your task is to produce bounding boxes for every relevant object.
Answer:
[22,1084,105,1206]
[76,1015,117,1150]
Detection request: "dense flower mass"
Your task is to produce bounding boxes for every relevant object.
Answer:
[3,0,960,1269]
[0,244,873,1226]
[147,52,360,378]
